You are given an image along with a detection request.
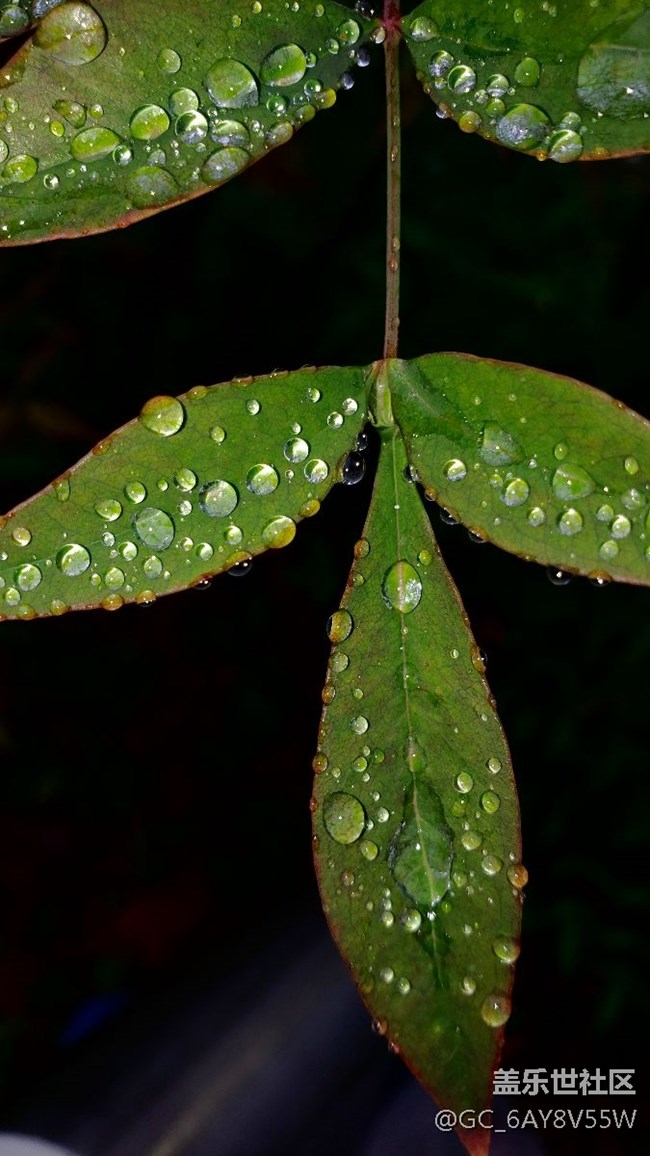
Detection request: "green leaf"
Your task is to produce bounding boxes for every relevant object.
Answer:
[0,366,367,619]
[389,352,650,584]
[0,0,376,244]
[403,0,650,160]
[312,426,522,1154]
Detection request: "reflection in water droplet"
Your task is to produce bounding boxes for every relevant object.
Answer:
[461,976,476,996]
[507,863,529,889]
[202,147,250,185]
[304,459,329,484]
[157,47,182,73]
[551,464,594,500]
[493,936,520,964]
[401,908,422,932]
[132,508,175,550]
[130,105,170,140]
[199,480,238,517]
[139,395,185,436]
[284,437,310,463]
[461,830,482,851]
[262,515,296,548]
[11,526,32,547]
[34,2,107,65]
[502,478,529,507]
[455,771,473,794]
[351,716,369,735]
[205,59,259,108]
[443,458,467,482]
[548,129,583,163]
[479,422,520,466]
[327,609,353,643]
[481,790,501,814]
[71,127,121,161]
[57,543,91,576]
[246,464,279,496]
[514,56,540,86]
[481,853,503,876]
[481,993,511,1027]
[16,564,41,591]
[125,481,147,504]
[557,508,583,536]
[323,792,366,844]
[260,43,307,87]
[360,839,378,861]
[94,498,122,522]
[330,651,349,673]
[382,561,422,614]
[496,103,549,150]
[341,452,365,486]
[610,514,631,539]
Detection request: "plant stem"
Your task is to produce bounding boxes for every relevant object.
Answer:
[383,0,402,361]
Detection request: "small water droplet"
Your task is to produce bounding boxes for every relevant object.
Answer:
[15,563,41,592]
[447,64,476,94]
[624,456,639,476]
[455,771,473,794]
[461,830,482,851]
[599,539,619,561]
[507,863,529,889]
[157,47,182,73]
[379,967,394,984]
[514,56,541,86]
[527,506,545,527]
[323,791,366,844]
[227,557,253,577]
[443,458,467,482]
[11,526,32,547]
[139,395,185,436]
[408,15,439,41]
[130,104,170,140]
[330,651,349,673]
[610,514,631,539]
[376,806,389,823]
[502,478,529,507]
[492,935,520,964]
[351,715,369,735]
[341,452,365,485]
[461,976,476,996]
[481,853,503,876]
[400,908,422,932]
[481,790,501,814]
[304,459,329,484]
[547,567,572,586]
[124,481,147,504]
[284,436,310,463]
[557,507,583,536]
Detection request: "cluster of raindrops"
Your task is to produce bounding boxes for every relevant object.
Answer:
[435,415,649,574]
[314,497,524,1033]
[0,0,378,207]
[401,12,635,161]
[0,379,366,616]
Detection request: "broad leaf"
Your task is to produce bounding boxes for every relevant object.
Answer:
[0,0,376,243]
[0,366,366,619]
[389,353,650,584]
[312,425,522,1156]
[404,0,650,160]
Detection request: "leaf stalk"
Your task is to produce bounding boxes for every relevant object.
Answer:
[383,0,402,360]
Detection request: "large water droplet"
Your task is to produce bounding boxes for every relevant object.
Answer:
[514,56,540,86]
[551,464,595,500]
[16,563,42,592]
[130,105,170,141]
[132,508,175,549]
[246,463,279,495]
[261,515,296,548]
[501,478,529,507]
[323,792,366,844]
[388,781,452,908]
[139,395,185,436]
[481,993,511,1027]
[548,129,583,163]
[304,459,329,484]
[381,561,422,614]
[327,609,353,643]
[201,146,250,185]
[71,127,121,161]
[447,65,476,94]
[94,498,122,522]
[56,543,91,576]
[408,16,438,41]
[205,59,259,108]
[284,436,310,463]
[479,422,520,466]
[557,507,583,536]
[34,2,107,66]
[443,458,467,482]
[496,103,550,149]
[126,166,177,208]
[260,44,307,87]
[198,480,238,517]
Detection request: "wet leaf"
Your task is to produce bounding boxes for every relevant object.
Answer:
[0,0,376,243]
[389,352,650,584]
[0,366,366,618]
[404,0,650,160]
[312,427,521,1156]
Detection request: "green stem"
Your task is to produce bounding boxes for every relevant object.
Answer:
[383,0,402,360]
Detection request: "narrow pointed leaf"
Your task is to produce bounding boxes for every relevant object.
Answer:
[312,427,522,1156]
[0,0,376,244]
[390,352,650,584]
[404,0,650,160]
[0,366,367,619]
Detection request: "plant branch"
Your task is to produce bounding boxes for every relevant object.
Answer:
[383,0,402,360]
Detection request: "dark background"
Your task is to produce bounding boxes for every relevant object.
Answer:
[0,28,648,1156]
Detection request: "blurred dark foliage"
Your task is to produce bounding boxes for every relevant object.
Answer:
[0,38,648,1156]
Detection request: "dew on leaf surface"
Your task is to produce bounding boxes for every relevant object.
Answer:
[323,792,366,844]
